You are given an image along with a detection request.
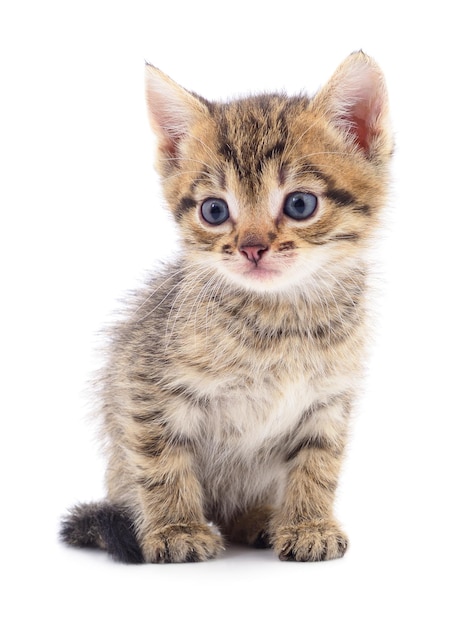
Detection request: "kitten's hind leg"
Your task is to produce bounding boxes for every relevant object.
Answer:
[223,505,274,549]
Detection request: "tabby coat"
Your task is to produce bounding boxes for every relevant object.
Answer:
[61,52,392,563]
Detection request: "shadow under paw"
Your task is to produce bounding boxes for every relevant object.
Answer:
[224,506,274,549]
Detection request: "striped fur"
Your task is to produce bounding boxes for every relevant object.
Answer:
[61,52,392,563]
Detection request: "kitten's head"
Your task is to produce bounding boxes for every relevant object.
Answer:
[145,53,392,295]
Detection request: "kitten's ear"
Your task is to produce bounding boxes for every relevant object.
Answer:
[311,52,392,160]
[145,63,208,159]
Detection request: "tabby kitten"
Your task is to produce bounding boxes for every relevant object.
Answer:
[61,52,392,563]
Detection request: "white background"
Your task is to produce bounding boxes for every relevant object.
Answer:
[1,1,458,624]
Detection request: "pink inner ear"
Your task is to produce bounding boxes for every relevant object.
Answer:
[341,74,384,154]
[147,101,188,159]
[157,123,184,160]
[348,104,377,154]
[318,54,390,158]
[145,65,201,161]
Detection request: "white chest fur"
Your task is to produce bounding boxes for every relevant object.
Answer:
[165,364,351,451]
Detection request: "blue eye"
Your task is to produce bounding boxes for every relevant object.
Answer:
[283,192,318,220]
[201,198,230,225]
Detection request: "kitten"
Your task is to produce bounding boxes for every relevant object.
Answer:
[61,52,392,563]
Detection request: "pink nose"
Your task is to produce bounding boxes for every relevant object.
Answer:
[239,244,268,263]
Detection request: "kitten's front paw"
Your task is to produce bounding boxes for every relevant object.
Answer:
[141,523,224,563]
[272,520,348,562]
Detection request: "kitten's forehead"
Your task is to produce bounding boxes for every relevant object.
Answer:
[212,94,309,194]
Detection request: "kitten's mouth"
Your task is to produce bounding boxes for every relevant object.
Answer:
[242,265,281,280]
[221,254,296,290]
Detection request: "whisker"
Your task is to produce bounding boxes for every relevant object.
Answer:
[189,274,218,345]
[164,269,206,345]
[186,133,221,168]
[164,265,216,349]
[281,111,333,165]
[135,261,207,324]
[133,266,186,317]
[204,274,226,344]
[159,156,215,169]
[160,170,209,181]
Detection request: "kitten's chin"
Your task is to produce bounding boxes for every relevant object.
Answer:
[220,265,299,294]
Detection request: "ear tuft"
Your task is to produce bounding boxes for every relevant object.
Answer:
[312,52,392,159]
[144,63,208,159]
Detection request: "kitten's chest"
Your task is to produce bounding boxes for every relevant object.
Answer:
[161,287,360,445]
[167,350,348,449]
[211,374,318,444]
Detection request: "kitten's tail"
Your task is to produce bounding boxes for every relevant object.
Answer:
[60,501,144,564]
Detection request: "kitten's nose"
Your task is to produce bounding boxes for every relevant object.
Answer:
[239,244,268,264]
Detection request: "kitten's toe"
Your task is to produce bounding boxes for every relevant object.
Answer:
[141,523,224,563]
[272,520,348,562]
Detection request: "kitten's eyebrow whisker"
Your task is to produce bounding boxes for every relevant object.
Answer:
[161,170,208,181]
[186,132,221,168]
[281,111,331,166]
[292,151,349,161]
[286,155,350,179]
[159,156,215,169]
